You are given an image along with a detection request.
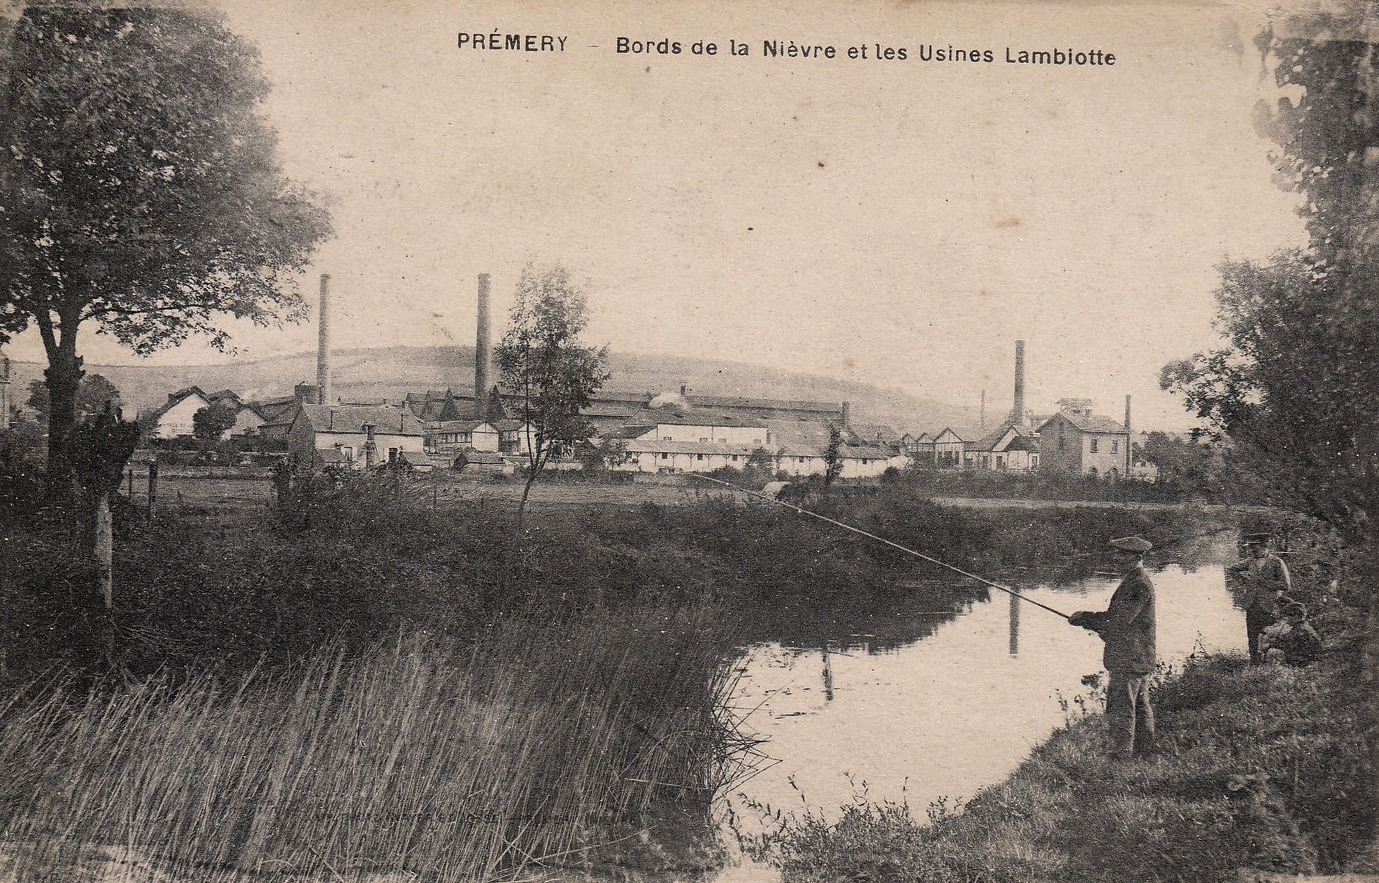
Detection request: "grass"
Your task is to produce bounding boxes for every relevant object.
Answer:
[742,643,1375,883]
[0,609,758,883]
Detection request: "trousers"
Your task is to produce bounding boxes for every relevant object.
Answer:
[1106,670,1155,758]
[1246,607,1273,663]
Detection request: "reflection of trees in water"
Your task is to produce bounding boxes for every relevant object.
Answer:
[726,581,971,654]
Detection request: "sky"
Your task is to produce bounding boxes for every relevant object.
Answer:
[4,0,1310,429]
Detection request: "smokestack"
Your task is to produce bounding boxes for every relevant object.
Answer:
[316,274,332,405]
[1125,394,1133,474]
[0,351,10,431]
[841,401,851,427]
[475,273,491,413]
[1012,340,1026,426]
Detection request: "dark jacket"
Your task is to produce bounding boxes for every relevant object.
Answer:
[1083,564,1157,673]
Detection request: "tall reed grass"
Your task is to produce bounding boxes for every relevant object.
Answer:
[0,608,756,882]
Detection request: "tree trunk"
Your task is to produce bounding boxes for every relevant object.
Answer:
[94,490,112,609]
[517,469,537,531]
[44,351,84,501]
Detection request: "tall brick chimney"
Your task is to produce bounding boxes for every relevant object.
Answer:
[0,350,10,431]
[316,274,332,405]
[1124,394,1133,475]
[475,273,491,412]
[1011,340,1026,426]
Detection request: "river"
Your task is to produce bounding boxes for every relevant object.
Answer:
[716,545,1247,879]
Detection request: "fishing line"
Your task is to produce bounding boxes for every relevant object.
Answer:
[689,475,1074,621]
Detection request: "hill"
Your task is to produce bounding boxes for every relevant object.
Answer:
[5,346,986,436]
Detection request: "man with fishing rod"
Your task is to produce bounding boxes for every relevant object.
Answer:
[1069,536,1157,760]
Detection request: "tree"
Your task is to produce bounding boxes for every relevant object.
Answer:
[1161,22,1378,532]
[25,373,121,426]
[0,7,331,494]
[823,423,844,490]
[192,402,237,445]
[494,264,610,525]
[1137,431,1230,499]
[1161,17,1379,800]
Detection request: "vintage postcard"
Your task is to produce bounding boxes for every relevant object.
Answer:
[0,0,1372,881]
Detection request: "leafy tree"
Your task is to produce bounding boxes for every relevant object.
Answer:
[1137,432,1227,499]
[1161,17,1379,790]
[746,446,776,474]
[0,7,331,494]
[1161,22,1378,533]
[192,402,238,444]
[494,264,610,525]
[25,373,120,426]
[823,424,844,489]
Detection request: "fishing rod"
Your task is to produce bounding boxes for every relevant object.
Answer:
[689,475,1074,622]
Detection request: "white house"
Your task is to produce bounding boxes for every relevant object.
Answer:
[288,403,427,470]
[644,419,771,447]
[150,387,213,439]
[966,424,1041,472]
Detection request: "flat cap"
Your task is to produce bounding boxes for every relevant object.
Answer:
[1110,536,1152,552]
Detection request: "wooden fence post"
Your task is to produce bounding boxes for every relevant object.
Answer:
[147,460,158,517]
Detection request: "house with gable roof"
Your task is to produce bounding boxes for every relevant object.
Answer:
[966,423,1041,472]
[149,387,213,439]
[287,403,426,470]
[1036,406,1130,478]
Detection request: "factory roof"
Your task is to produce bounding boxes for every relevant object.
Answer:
[295,403,425,436]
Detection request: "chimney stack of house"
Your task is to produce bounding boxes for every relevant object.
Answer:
[1011,340,1026,426]
[317,274,332,405]
[475,273,492,411]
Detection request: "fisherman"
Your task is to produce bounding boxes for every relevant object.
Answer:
[1232,533,1292,664]
[1069,536,1157,759]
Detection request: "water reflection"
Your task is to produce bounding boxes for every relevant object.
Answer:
[725,554,1246,827]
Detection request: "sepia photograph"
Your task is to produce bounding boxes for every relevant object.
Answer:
[0,0,1375,881]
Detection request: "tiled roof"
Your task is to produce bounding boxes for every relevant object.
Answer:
[1038,411,1127,435]
[969,422,1034,452]
[685,394,841,414]
[296,404,425,436]
[431,419,495,433]
[643,411,769,428]
[843,446,896,460]
[152,386,211,419]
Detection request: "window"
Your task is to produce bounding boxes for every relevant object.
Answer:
[661,453,669,460]
[696,454,704,461]
[1090,438,1099,453]
[1111,439,1119,453]
[700,437,708,442]
[753,438,762,445]
[341,446,354,460]
[731,455,739,462]
[388,447,399,463]
[663,436,672,441]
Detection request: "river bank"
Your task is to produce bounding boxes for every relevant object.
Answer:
[742,541,1376,883]
[0,473,1252,881]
